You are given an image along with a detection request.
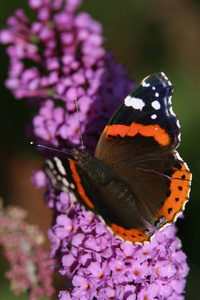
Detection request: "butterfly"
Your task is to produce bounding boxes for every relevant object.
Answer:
[44,72,192,244]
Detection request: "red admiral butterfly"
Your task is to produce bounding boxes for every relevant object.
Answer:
[44,72,192,244]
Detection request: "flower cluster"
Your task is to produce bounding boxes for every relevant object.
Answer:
[46,191,189,300]
[1,0,189,299]
[0,199,54,300]
[0,0,134,153]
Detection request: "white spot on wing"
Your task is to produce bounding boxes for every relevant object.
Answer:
[57,175,61,180]
[151,100,161,110]
[142,81,150,87]
[70,183,75,189]
[54,157,67,175]
[46,160,54,169]
[151,114,157,119]
[62,177,69,187]
[155,92,159,97]
[124,95,145,111]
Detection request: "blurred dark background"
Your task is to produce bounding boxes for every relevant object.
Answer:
[0,0,200,299]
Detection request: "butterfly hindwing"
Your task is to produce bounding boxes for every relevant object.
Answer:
[111,151,191,231]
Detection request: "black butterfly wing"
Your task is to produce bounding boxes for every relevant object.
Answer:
[111,152,191,227]
[44,157,97,211]
[95,72,180,160]
[93,72,192,243]
[44,156,154,244]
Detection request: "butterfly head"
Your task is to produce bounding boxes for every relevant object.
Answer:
[71,148,91,165]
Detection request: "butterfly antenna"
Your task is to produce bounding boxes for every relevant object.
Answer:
[30,142,73,157]
[74,98,84,152]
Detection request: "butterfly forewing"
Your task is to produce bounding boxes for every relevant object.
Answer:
[95,72,180,160]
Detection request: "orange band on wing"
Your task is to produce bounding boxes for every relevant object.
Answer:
[139,125,170,146]
[69,160,95,210]
[105,123,170,146]
[110,223,152,244]
[158,162,192,228]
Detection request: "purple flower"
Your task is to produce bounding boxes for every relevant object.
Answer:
[0,0,134,153]
[0,199,55,299]
[31,169,47,188]
[45,190,189,299]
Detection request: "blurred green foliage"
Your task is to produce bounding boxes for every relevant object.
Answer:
[1,0,200,299]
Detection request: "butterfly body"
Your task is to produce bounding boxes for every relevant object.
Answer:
[71,148,114,186]
[44,72,192,244]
